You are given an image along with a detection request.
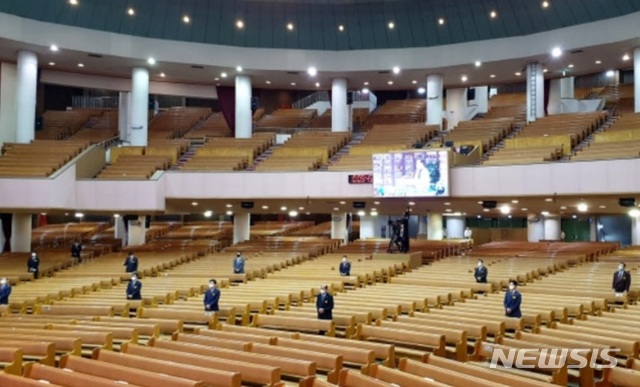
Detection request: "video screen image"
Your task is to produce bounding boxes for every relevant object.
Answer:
[372,150,450,197]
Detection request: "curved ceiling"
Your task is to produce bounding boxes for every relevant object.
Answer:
[1,0,638,51]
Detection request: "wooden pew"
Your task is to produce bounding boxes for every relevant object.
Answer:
[597,367,640,387]
[0,347,22,375]
[173,332,253,351]
[23,363,138,387]
[337,369,394,387]
[353,323,446,361]
[0,372,65,387]
[298,333,395,366]
[0,333,81,356]
[138,307,218,330]
[0,340,55,366]
[365,363,451,386]
[252,313,336,337]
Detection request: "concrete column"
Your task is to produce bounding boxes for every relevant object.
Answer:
[527,215,545,242]
[445,215,465,239]
[235,75,252,139]
[526,62,544,123]
[15,51,38,143]
[548,79,562,115]
[543,215,561,241]
[10,213,32,252]
[445,88,467,129]
[635,47,640,113]
[127,216,146,247]
[359,215,375,239]
[560,77,575,99]
[427,213,444,240]
[118,91,131,142]
[114,216,127,248]
[331,212,348,244]
[233,212,251,244]
[331,79,348,132]
[631,215,640,245]
[417,215,428,238]
[0,63,18,148]
[426,74,444,129]
[589,216,597,242]
[474,86,489,114]
[129,67,149,146]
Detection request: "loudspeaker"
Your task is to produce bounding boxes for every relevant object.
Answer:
[482,200,497,209]
[353,201,366,209]
[241,202,254,209]
[347,92,353,105]
[619,198,636,207]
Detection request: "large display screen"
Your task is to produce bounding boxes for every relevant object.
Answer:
[372,150,450,197]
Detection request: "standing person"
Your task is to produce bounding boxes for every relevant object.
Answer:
[71,240,83,262]
[0,277,11,305]
[123,252,138,273]
[463,227,473,239]
[474,259,488,283]
[27,252,40,279]
[203,279,221,312]
[612,262,631,294]
[126,273,142,300]
[339,256,351,276]
[316,284,334,320]
[233,252,245,274]
[504,280,522,318]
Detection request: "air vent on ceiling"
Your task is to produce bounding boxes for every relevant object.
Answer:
[570,49,584,54]
[191,65,204,69]
[88,54,103,58]
[286,71,299,75]
[378,70,391,74]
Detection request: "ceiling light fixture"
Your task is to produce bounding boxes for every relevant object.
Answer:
[280,206,287,211]
[338,25,344,31]
[265,80,271,84]
[474,61,482,67]
[362,88,370,94]
[515,72,521,76]
[568,64,574,68]
[204,210,213,218]
[159,72,166,78]
[623,54,631,61]
[236,20,244,29]
[543,68,548,73]
[542,1,550,8]
[461,75,468,82]
[388,22,395,29]
[629,209,640,218]
[127,8,135,16]
[236,66,243,72]
[77,63,85,68]
[289,210,299,217]
[551,47,562,58]
[307,67,317,76]
[357,210,366,216]
[290,82,296,86]
[489,11,497,18]
[262,205,269,209]
[438,18,445,25]
[595,60,602,64]
[287,23,294,31]
[183,15,191,23]
[48,62,55,66]
[417,87,426,94]
[490,74,496,78]
[412,80,417,84]
[315,82,320,87]
[147,57,156,65]
[541,211,550,216]
[221,72,227,78]
[392,66,400,74]
[69,0,78,5]
[191,201,198,206]
[50,44,59,52]
[364,81,369,86]
[606,70,615,78]
[387,81,393,85]
[500,205,511,215]
[577,203,588,212]
[226,210,233,216]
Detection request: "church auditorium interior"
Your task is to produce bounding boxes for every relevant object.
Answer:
[2,0,640,386]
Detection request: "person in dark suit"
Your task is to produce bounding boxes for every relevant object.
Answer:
[316,284,334,320]
[27,252,40,279]
[339,256,351,276]
[71,240,82,261]
[233,252,245,274]
[474,259,488,283]
[123,252,138,273]
[0,278,11,305]
[504,280,522,318]
[203,279,221,312]
[612,262,631,293]
[126,273,142,300]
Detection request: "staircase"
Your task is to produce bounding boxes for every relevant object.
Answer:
[170,141,206,170]
[562,108,618,161]
[481,122,527,162]
[181,112,214,138]
[318,132,367,170]
[245,143,282,171]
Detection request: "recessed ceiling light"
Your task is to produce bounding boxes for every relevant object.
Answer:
[339,201,346,205]
[374,201,380,205]
[545,198,553,202]
[411,80,417,84]
[315,82,320,87]
[543,68,548,73]
[226,211,233,216]
[388,22,395,29]
[461,75,468,82]
[409,201,416,206]
[214,77,219,81]
[147,57,156,65]
[289,210,299,217]
[298,207,304,211]
[542,1,550,8]
[159,72,166,78]
[387,81,393,85]
[191,201,198,206]
[333,207,339,211]
[483,208,489,212]
[577,203,588,212]
[515,72,521,76]
[280,206,287,211]
[204,210,213,218]
[417,87,426,94]
[511,200,519,204]
[522,208,528,211]
[362,88,370,94]
[599,205,606,209]
[48,62,55,66]
[595,60,602,64]
[572,215,577,219]
[630,208,640,218]
[236,66,243,72]
[183,15,190,23]
[364,81,369,86]
[287,23,294,31]
[443,202,450,206]
[567,64,574,68]
[221,72,227,78]
[77,63,84,67]
[225,204,232,208]
[265,80,271,84]
[622,54,630,61]
[69,0,78,5]
[551,47,562,58]
[474,61,482,67]
[50,44,59,52]
[262,205,269,209]
[490,74,496,78]
[307,67,317,76]
[606,70,615,77]
[541,211,550,216]
[290,82,296,86]
[236,20,244,29]
[127,8,135,16]
[445,209,452,212]
[438,18,445,25]
[500,205,511,214]
[489,11,497,18]
[392,66,400,74]
[560,206,567,210]
[338,25,344,31]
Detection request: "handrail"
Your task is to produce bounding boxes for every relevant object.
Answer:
[292,91,329,109]
[72,96,119,109]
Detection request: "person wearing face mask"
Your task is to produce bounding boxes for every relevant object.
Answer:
[0,278,11,305]
[504,280,522,318]
[126,273,142,300]
[316,284,334,321]
[233,252,245,274]
[612,262,631,294]
[339,256,351,277]
[123,252,139,273]
[204,279,221,312]
[474,259,488,283]
[27,252,40,279]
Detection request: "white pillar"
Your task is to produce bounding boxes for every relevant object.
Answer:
[233,212,251,244]
[0,63,18,148]
[560,77,574,99]
[526,62,544,123]
[445,88,467,129]
[127,216,146,247]
[359,215,375,239]
[635,47,640,113]
[129,67,149,146]
[445,215,465,239]
[331,212,348,243]
[527,215,545,242]
[427,213,444,240]
[10,213,32,253]
[589,216,597,242]
[474,86,489,114]
[235,75,252,139]
[114,216,127,248]
[118,91,131,142]
[331,79,348,132]
[426,74,444,129]
[543,215,561,241]
[548,79,562,115]
[15,51,38,143]
[417,215,428,238]
[0,218,4,253]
